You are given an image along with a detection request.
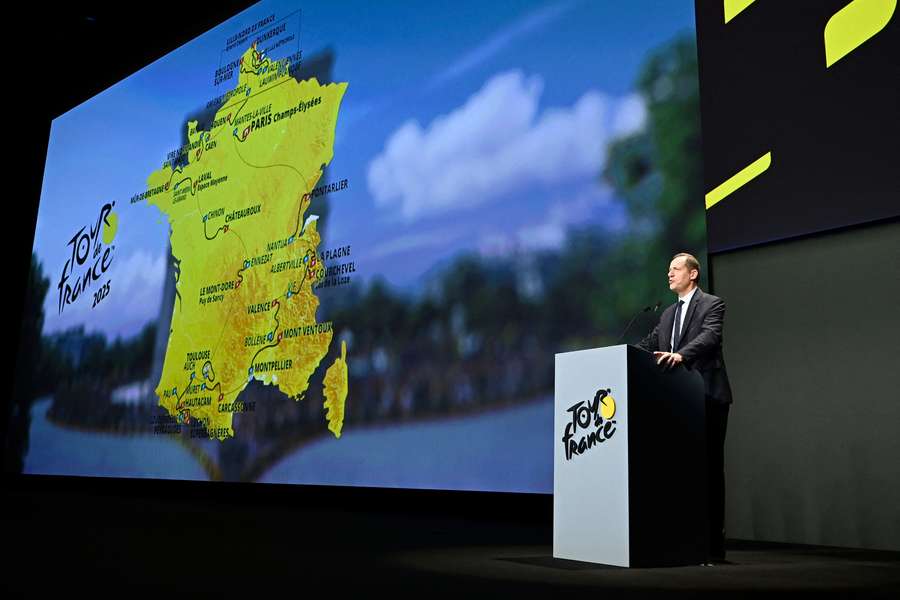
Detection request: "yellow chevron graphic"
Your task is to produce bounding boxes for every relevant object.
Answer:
[723,0,758,24]
[825,0,896,67]
[705,152,771,210]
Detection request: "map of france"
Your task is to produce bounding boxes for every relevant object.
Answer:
[145,45,348,441]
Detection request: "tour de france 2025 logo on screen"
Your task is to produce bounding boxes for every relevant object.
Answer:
[56,201,118,314]
[562,388,617,461]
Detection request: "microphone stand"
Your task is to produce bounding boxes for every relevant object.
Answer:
[616,301,660,344]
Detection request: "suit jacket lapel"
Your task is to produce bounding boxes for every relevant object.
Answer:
[676,288,703,351]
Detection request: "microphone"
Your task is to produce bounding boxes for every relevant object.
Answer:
[617,301,660,344]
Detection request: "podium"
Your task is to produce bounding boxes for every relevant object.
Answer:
[553,344,707,567]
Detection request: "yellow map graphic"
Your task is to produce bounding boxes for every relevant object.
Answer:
[323,340,349,438]
[146,46,348,440]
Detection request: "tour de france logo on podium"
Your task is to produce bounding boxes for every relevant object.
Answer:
[562,388,617,461]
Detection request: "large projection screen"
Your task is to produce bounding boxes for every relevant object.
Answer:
[8,0,705,491]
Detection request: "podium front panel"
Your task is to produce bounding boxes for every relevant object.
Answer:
[553,345,630,566]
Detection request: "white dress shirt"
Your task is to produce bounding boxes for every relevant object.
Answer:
[671,286,699,351]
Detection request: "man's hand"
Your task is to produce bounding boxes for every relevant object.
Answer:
[653,351,683,369]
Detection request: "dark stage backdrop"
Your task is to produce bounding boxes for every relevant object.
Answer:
[696,0,899,252]
[697,1,900,551]
[711,219,900,551]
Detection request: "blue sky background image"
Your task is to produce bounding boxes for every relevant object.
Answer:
[33,0,695,340]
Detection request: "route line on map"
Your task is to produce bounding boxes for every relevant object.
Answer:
[246,299,284,372]
[196,193,228,241]
[218,76,293,115]
[231,133,307,182]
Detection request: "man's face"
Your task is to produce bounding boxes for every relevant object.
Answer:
[668,257,696,295]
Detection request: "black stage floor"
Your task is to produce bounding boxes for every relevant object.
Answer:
[3,485,898,596]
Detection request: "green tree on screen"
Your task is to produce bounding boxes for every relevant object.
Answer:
[4,253,49,473]
[604,34,708,296]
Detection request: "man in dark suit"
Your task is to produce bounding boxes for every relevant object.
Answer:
[638,252,733,563]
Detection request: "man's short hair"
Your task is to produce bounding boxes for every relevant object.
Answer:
[673,252,701,279]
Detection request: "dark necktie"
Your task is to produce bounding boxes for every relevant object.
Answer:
[672,300,684,351]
